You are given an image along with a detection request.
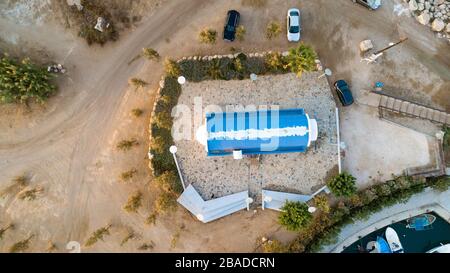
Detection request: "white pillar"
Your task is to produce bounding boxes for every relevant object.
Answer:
[170,145,186,190]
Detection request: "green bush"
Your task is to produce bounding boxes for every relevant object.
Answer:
[129,78,147,90]
[279,201,313,231]
[131,108,143,117]
[0,56,56,104]
[327,172,357,197]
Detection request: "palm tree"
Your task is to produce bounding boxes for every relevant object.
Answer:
[284,44,317,77]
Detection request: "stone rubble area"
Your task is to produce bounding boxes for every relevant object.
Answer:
[406,0,450,41]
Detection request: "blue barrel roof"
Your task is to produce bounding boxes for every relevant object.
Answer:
[206,109,311,156]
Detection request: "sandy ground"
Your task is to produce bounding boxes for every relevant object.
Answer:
[0,0,448,253]
[175,73,338,200]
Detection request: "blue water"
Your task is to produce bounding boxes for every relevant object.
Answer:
[342,212,450,253]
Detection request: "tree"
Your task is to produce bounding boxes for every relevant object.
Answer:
[284,43,317,77]
[278,201,312,231]
[164,58,181,77]
[85,224,112,247]
[129,78,148,90]
[154,171,182,194]
[199,28,217,44]
[327,172,357,197]
[142,48,160,61]
[236,25,246,41]
[123,191,143,213]
[266,21,281,40]
[0,55,56,104]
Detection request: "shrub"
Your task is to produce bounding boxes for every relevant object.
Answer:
[313,195,330,214]
[120,229,137,246]
[199,28,217,44]
[120,168,138,181]
[117,139,139,151]
[123,191,143,213]
[154,192,177,213]
[327,172,357,197]
[145,213,157,226]
[265,52,287,72]
[131,108,143,117]
[284,43,317,77]
[0,56,56,104]
[9,235,33,253]
[85,224,112,247]
[0,223,14,240]
[153,111,173,131]
[279,201,313,231]
[142,48,160,61]
[18,187,43,201]
[138,242,154,250]
[150,136,169,154]
[154,171,182,194]
[431,176,449,192]
[266,21,281,40]
[261,239,288,253]
[164,59,181,78]
[236,25,246,41]
[129,78,147,90]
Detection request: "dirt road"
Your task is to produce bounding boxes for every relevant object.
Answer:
[0,0,448,252]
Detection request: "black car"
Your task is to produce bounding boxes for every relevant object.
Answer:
[223,10,240,42]
[334,80,354,106]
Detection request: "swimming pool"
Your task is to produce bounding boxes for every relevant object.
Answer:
[342,212,450,253]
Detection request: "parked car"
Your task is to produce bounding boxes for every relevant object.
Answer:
[287,8,301,42]
[223,10,240,42]
[352,0,382,10]
[334,80,354,106]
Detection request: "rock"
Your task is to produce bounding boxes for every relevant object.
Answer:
[431,18,445,31]
[360,40,374,52]
[446,23,450,33]
[417,12,431,25]
[409,0,419,11]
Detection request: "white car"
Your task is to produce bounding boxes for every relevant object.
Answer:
[287,8,301,42]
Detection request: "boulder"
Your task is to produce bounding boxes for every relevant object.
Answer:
[417,12,431,25]
[409,0,419,11]
[431,19,445,31]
